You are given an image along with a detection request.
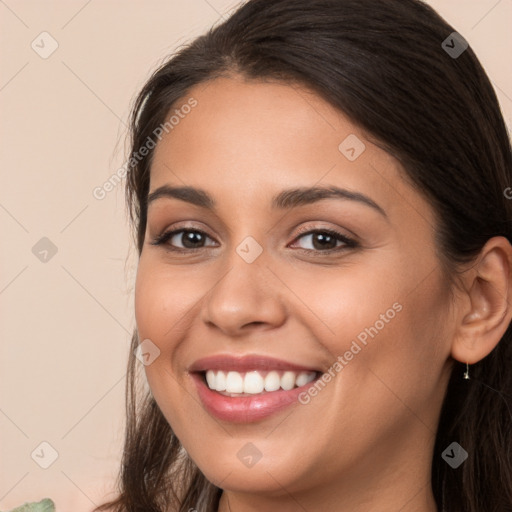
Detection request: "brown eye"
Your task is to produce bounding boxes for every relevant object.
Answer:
[290,229,357,253]
[151,229,217,251]
[151,226,357,255]
[173,230,209,249]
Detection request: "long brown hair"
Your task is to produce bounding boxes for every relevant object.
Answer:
[95,0,512,510]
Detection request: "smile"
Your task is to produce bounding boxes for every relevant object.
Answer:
[189,354,322,422]
[205,369,317,395]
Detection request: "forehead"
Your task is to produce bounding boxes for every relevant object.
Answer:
[148,76,433,227]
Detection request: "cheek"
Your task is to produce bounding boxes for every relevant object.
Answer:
[284,256,404,347]
[306,255,451,405]
[134,264,188,421]
[134,259,202,396]
[134,259,192,341]
[338,267,453,421]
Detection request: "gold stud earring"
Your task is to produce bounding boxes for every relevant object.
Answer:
[463,362,470,380]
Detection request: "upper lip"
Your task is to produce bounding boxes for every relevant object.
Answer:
[189,354,321,373]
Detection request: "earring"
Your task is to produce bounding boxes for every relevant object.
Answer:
[463,362,470,380]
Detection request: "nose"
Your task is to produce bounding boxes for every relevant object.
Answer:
[200,251,287,337]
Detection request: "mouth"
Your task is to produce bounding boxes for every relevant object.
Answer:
[201,369,319,396]
[189,354,323,423]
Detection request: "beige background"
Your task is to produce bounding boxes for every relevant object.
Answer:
[0,0,511,510]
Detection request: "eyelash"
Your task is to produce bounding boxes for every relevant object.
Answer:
[150,225,358,256]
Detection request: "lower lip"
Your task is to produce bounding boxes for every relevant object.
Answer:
[191,372,318,423]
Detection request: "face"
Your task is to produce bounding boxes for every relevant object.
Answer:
[135,76,455,504]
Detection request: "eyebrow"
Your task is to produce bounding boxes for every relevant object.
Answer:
[147,185,387,218]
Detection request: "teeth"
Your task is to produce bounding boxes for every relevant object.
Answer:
[296,371,313,387]
[206,370,216,389]
[215,370,226,391]
[204,369,317,394]
[244,371,264,394]
[264,371,281,392]
[225,371,244,393]
[281,371,296,391]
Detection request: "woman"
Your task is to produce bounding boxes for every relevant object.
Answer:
[96,0,512,510]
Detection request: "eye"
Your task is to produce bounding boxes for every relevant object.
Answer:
[150,228,217,252]
[289,228,358,253]
[150,226,358,254]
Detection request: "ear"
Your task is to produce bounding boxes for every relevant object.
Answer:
[451,236,512,365]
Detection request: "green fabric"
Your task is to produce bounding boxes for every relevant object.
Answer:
[2,499,56,512]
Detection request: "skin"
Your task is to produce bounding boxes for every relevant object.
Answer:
[134,75,512,512]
